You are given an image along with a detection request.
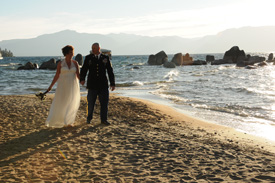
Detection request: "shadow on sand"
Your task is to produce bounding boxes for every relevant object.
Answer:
[0,123,102,166]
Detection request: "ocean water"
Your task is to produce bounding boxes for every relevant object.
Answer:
[1,53,275,141]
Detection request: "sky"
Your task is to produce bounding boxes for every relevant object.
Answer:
[1,0,275,41]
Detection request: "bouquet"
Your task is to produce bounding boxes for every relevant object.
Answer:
[35,91,48,101]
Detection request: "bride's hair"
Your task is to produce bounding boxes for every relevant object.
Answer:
[62,45,74,56]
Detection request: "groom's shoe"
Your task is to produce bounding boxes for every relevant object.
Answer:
[87,120,91,124]
[101,121,110,125]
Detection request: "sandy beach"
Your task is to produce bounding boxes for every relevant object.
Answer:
[0,94,274,182]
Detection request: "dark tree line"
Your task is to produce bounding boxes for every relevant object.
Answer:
[0,48,13,57]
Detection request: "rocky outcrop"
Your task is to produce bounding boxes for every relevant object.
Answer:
[223,46,246,64]
[267,53,273,61]
[245,61,268,69]
[75,54,83,66]
[17,62,38,70]
[39,58,57,70]
[163,61,176,68]
[266,53,275,64]
[148,55,157,65]
[247,55,265,64]
[148,51,168,65]
[206,55,215,62]
[237,55,265,67]
[171,53,183,66]
[210,59,228,65]
[257,61,268,67]
[208,46,267,67]
[147,47,269,68]
[193,60,207,65]
[182,53,193,65]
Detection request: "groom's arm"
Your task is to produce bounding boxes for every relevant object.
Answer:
[105,56,115,90]
[80,55,89,85]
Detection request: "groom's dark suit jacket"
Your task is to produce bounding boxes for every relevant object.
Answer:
[80,53,115,90]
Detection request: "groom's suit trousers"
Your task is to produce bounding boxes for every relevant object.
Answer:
[87,88,109,122]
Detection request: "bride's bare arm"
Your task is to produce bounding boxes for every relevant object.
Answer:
[47,62,61,91]
[73,60,80,80]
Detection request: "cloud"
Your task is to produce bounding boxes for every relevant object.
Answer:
[0,16,61,40]
[1,0,275,41]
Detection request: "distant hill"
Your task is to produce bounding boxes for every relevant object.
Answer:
[0,26,274,56]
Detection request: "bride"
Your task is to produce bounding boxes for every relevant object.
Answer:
[46,45,80,127]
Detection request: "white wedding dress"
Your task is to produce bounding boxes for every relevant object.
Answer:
[46,60,80,127]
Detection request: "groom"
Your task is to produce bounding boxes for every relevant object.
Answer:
[80,43,115,125]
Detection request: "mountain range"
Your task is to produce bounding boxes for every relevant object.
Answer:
[0,26,274,56]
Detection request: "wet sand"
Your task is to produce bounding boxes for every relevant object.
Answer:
[0,94,274,182]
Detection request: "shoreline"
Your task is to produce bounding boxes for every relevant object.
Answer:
[115,90,275,150]
[0,94,274,182]
[123,94,275,153]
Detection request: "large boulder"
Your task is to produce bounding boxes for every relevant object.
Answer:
[148,55,157,65]
[192,60,207,65]
[39,58,57,70]
[148,51,168,65]
[237,55,266,67]
[182,53,193,65]
[268,53,273,61]
[206,55,215,62]
[17,62,38,70]
[171,53,183,66]
[267,53,274,64]
[223,46,246,64]
[211,46,247,65]
[247,55,265,64]
[163,61,176,68]
[75,53,83,66]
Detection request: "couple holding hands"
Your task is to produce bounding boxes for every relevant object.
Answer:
[45,43,115,128]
